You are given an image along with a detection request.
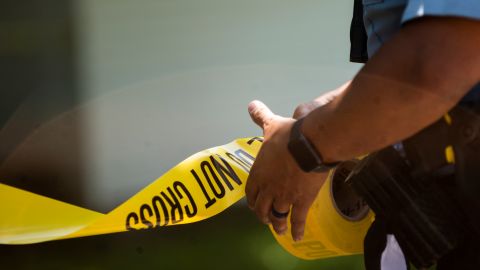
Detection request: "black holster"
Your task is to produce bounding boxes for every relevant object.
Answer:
[348,105,480,269]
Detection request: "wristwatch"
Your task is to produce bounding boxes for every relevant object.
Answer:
[287,118,340,173]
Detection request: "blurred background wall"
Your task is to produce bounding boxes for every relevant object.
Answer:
[73,0,362,210]
[0,1,364,269]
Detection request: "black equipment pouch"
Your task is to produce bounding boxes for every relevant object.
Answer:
[347,105,480,268]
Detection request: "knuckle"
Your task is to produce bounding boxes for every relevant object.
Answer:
[255,204,267,217]
[291,219,306,227]
[281,192,299,204]
[293,103,310,117]
[296,103,307,110]
[253,109,262,119]
[254,107,267,118]
[258,183,269,194]
[295,104,306,112]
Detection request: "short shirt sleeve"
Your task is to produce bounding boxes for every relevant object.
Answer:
[402,0,480,23]
[401,0,480,104]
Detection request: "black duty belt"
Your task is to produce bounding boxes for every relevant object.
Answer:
[345,105,480,269]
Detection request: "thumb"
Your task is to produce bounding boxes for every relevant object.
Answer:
[248,100,275,129]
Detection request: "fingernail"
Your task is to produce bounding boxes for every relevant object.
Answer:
[294,235,303,242]
[276,226,287,235]
[248,101,257,113]
[264,217,271,224]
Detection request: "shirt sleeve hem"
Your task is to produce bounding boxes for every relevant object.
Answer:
[401,0,480,25]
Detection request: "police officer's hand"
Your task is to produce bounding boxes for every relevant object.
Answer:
[293,81,351,119]
[293,100,323,119]
[246,100,328,241]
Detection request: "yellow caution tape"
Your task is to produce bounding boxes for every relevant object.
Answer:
[0,137,373,260]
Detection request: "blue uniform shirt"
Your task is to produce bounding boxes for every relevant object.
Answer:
[362,0,480,104]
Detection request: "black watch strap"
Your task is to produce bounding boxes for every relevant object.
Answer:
[287,118,340,173]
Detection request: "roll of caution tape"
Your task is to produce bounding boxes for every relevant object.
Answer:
[271,160,374,259]
[0,137,373,260]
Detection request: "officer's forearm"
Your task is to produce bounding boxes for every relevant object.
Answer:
[302,17,480,163]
